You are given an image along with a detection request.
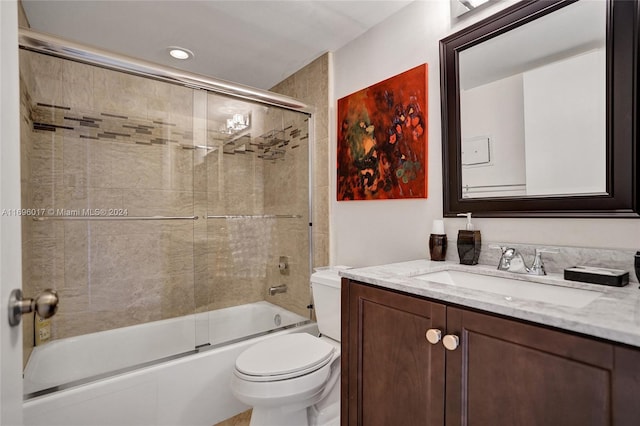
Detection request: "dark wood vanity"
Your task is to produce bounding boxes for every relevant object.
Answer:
[341,279,640,425]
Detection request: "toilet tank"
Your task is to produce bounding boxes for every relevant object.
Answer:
[311,267,348,342]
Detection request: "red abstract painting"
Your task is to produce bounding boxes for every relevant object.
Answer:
[337,64,428,201]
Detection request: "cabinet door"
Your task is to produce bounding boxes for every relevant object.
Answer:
[342,280,446,426]
[445,307,640,426]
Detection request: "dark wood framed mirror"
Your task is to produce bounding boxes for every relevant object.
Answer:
[440,0,639,217]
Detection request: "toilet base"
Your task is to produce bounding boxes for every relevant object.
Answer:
[309,377,340,426]
[248,378,340,426]
[249,406,309,426]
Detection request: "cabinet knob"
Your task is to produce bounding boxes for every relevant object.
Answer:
[425,328,442,344]
[443,334,460,351]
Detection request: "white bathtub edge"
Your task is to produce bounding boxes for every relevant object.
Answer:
[23,323,319,426]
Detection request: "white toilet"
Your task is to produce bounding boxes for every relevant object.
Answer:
[231,267,344,426]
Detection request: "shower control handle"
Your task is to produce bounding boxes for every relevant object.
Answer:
[8,288,59,327]
[278,256,289,275]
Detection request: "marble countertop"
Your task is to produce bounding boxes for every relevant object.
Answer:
[340,260,640,347]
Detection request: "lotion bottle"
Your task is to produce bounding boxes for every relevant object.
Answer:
[457,212,481,265]
[429,219,447,261]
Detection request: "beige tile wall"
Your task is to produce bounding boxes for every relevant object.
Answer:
[20,49,35,365]
[261,111,311,317]
[270,54,330,268]
[269,54,330,316]
[198,94,313,315]
[21,50,199,344]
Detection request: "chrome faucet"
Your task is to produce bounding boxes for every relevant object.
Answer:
[492,246,557,276]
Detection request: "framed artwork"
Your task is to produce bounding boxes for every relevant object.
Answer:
[337,64,428,201]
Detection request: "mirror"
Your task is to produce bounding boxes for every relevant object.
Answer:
[460,1,606,199]
[440,0,639,217]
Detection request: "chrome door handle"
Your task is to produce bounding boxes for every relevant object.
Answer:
[425,328,442,344]
[8,289,59,327]
[443,334,460,351]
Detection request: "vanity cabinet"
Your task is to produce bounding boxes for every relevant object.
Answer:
[342,280,446,425]
[341,279,640,425]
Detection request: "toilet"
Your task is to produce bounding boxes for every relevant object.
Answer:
[230,267,345,426]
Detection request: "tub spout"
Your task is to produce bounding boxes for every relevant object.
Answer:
[268,284,287,296]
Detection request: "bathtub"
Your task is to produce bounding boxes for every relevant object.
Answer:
[23,301,317,426]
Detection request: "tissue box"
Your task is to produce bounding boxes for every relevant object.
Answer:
[564,266,629,287]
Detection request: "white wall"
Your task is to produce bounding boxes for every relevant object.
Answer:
[523,49,606,196]
[330,0,640,267]
[460,74,526,198]
[331,0,448,267]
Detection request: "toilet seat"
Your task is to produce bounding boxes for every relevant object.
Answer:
[235,333,335,382]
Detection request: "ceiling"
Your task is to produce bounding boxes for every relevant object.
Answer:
[459,0,605,90]
[21,0,413,90]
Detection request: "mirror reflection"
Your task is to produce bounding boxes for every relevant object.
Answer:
[450,0,493,18]
[458,0,606,199]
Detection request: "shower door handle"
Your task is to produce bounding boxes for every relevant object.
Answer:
[8,289,59,327]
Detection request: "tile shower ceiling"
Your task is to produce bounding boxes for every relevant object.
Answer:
[21,0,414,90]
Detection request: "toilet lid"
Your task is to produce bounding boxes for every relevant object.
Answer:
[235,333,335,379]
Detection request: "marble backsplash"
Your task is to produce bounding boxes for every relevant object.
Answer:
[445,240,639,283]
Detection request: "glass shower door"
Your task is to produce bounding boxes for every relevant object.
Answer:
[200,92,311,347]
[20,49,200,396]
[19,41,314,398]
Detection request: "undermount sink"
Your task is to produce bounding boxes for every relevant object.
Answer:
[414,270,603,308]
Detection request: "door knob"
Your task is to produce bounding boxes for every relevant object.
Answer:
[8,289,59,327]
[425,328,442,344]
[443,334,460,351]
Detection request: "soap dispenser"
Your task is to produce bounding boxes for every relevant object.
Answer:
[457,212,481,265]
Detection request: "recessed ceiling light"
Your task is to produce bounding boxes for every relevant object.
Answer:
[168,46,194,60]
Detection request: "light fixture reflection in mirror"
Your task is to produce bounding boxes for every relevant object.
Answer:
[451,0,492,18]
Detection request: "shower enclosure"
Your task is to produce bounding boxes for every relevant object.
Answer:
[18,29,314,398]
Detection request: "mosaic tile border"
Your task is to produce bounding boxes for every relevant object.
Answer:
[32,102,194,147]
[31,103,308,161]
